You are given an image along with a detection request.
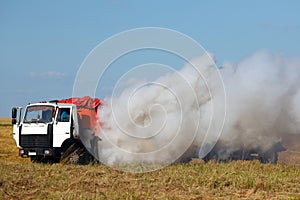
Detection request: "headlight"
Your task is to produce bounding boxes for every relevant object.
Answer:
[19,149,25,155]
[44,150,51,155]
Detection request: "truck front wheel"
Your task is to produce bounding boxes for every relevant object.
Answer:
[60,142,93,164]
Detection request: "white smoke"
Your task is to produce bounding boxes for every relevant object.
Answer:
[221,51,300,152]
[96,53,224,170]
[95,50,300,169]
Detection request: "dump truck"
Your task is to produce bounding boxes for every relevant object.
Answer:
[11,96,101,164]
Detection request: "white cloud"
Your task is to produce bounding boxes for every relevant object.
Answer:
[29,71,65,79]
[16,89,35,94]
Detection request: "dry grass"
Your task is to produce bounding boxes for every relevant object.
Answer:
[0,118,11,126]
[0,118,300,199]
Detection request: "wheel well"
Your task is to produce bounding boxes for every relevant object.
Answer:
[61,138,82,152]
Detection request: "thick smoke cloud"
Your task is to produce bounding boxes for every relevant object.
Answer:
[95,51,300,169]
[220,51,300,152]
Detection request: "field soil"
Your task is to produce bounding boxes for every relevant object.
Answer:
[0,118,299,199]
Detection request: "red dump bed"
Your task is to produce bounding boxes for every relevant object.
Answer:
[58,96,101,131]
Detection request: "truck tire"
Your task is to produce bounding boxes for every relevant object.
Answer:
[60,142,93,165]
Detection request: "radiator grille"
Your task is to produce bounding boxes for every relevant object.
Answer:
[20,135,51,148]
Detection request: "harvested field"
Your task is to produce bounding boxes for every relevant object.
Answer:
[0,118,299,199]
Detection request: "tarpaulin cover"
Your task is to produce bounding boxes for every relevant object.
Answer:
[58,96,101,110]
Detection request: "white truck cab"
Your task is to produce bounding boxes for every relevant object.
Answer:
[12,102,83,162]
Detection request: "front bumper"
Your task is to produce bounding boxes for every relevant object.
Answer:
[19,148,56,157]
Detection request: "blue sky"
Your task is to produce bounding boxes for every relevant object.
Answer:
[0,0,299,116]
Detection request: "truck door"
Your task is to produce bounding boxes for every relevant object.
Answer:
[53,106,72,147]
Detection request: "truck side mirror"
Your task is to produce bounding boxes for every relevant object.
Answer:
[12,107,18,124]
[12,118,17,125]
[12,107,17,119]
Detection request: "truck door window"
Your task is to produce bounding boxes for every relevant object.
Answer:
[57,108,70,122]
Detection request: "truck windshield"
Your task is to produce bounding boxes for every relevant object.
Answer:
[23,105,54,123]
